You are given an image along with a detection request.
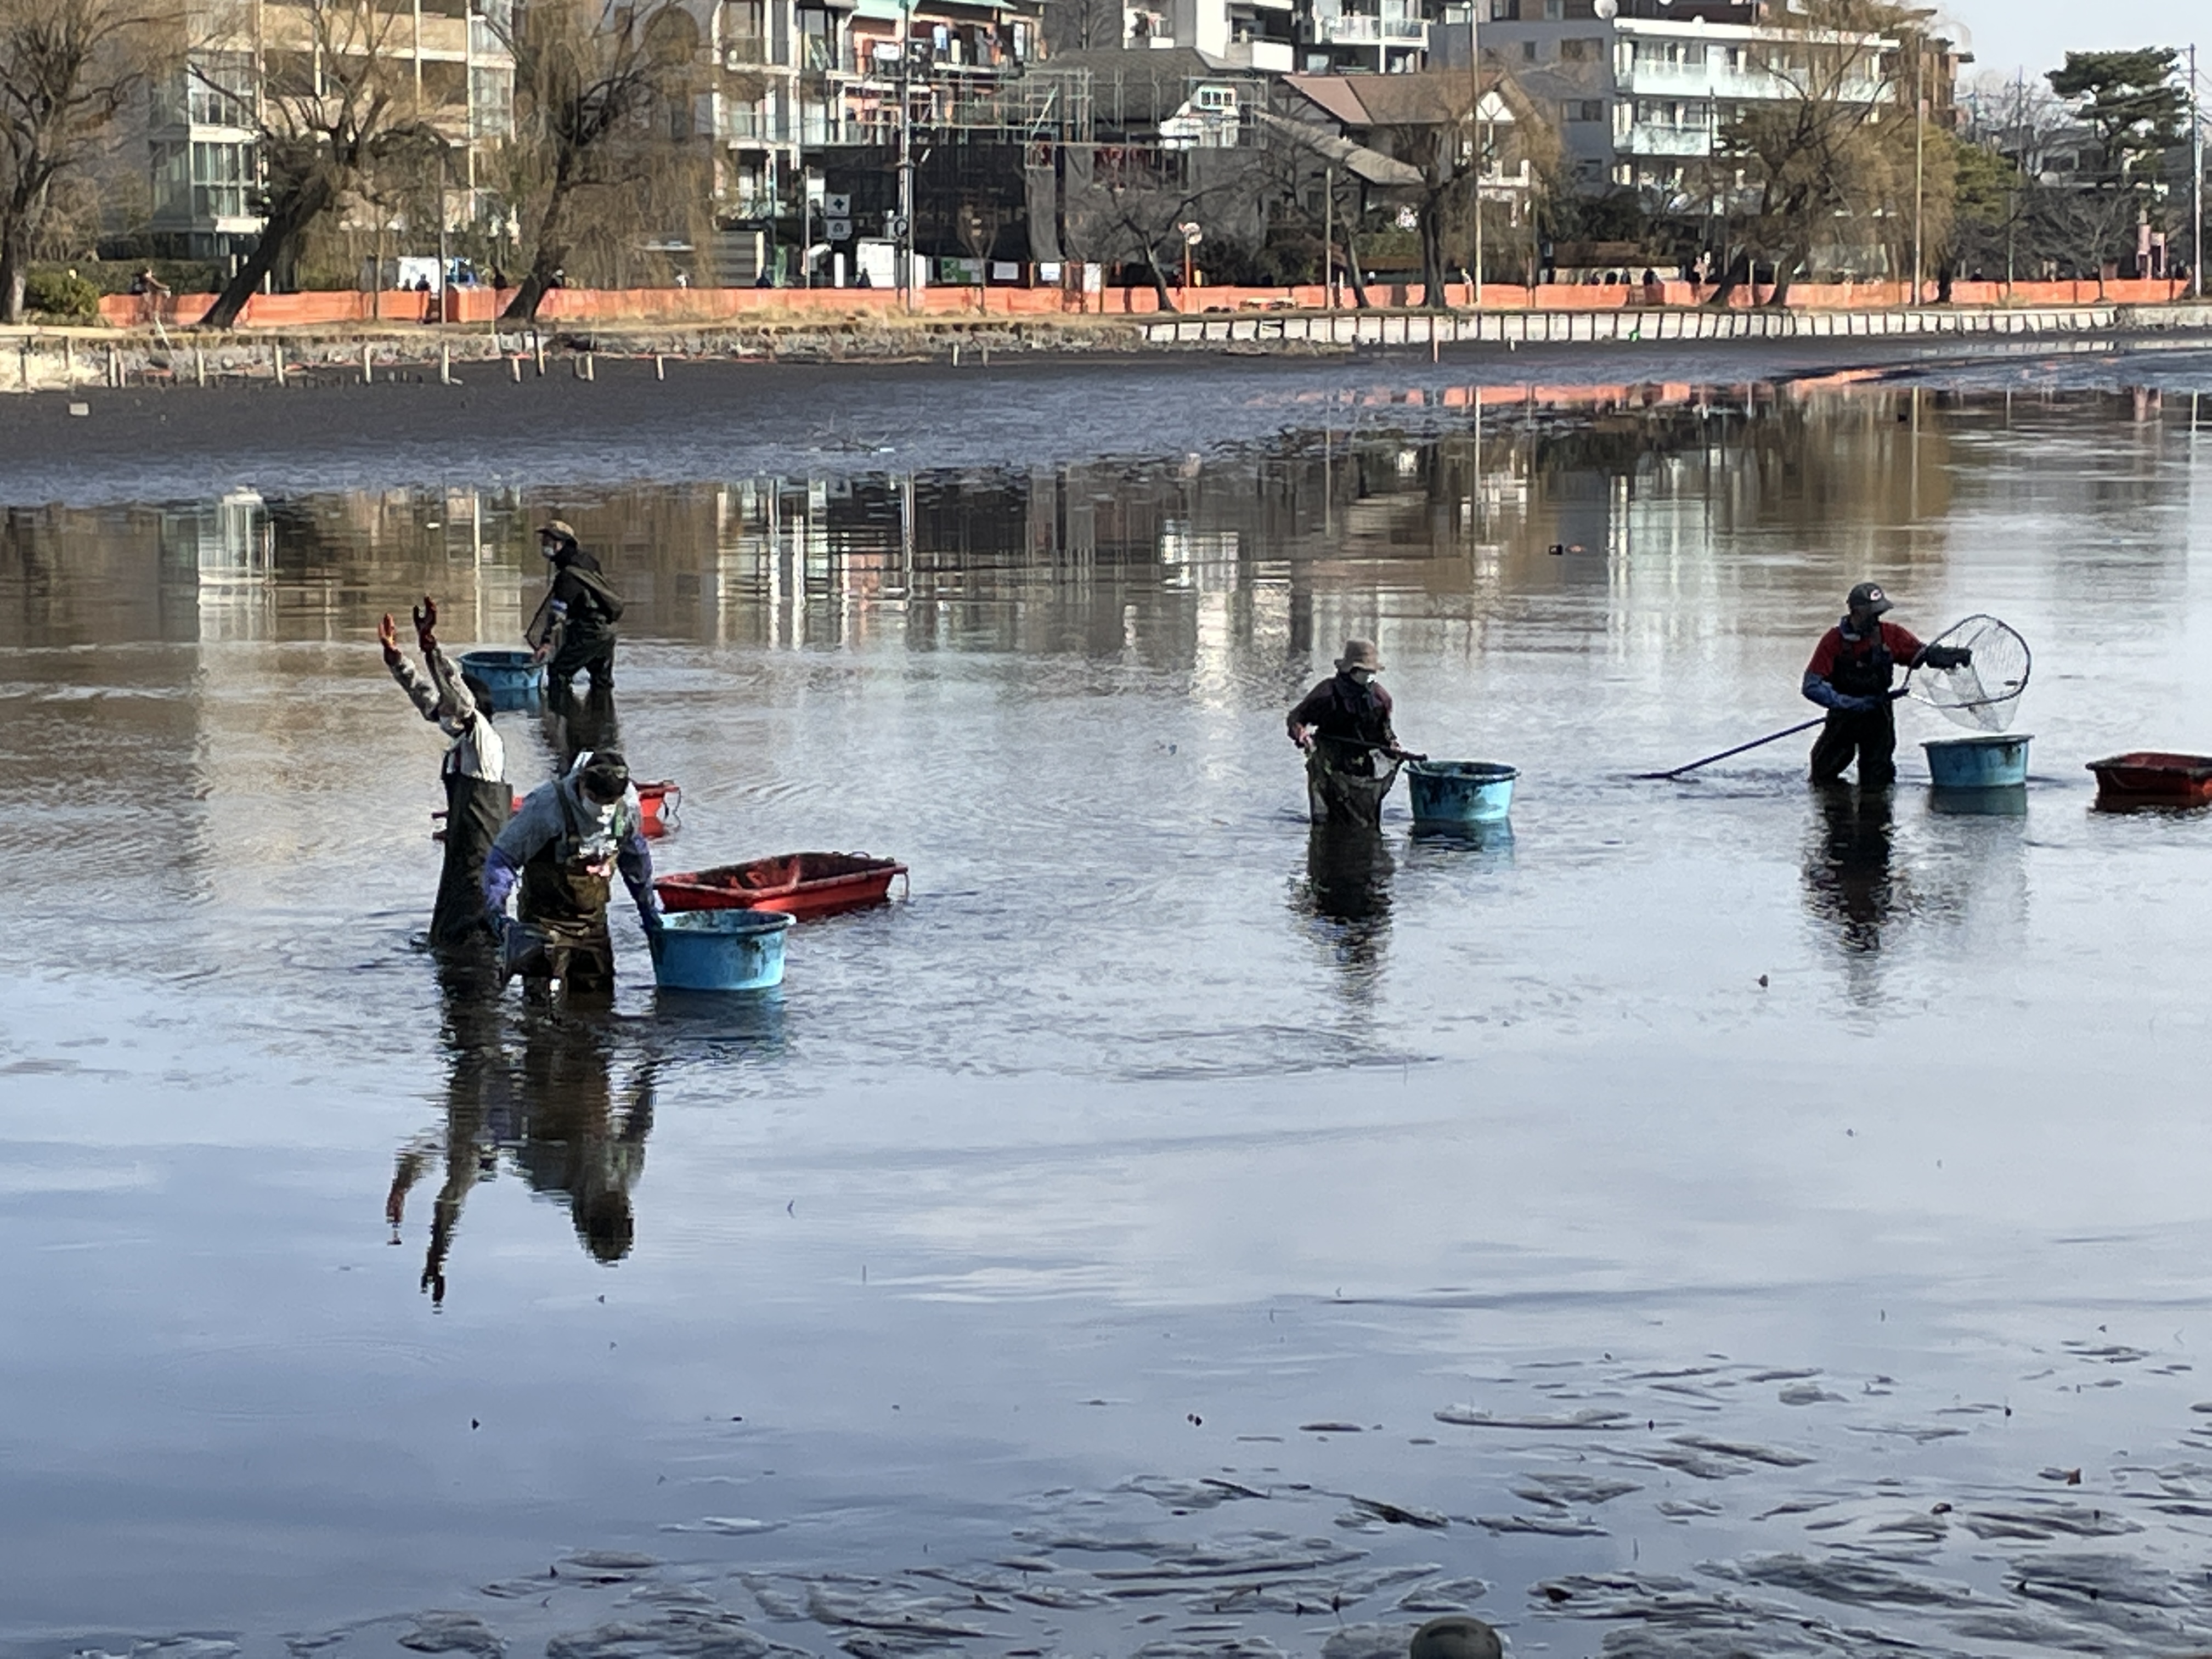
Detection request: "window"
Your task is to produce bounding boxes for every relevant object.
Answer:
[1682,42,1705,65]
[1559,36,1596,61]
[1542,0,1563,18]
[191,140,251,220]
[471,67,512,137]
[1566,98,1603,121]
[1521,38,1536,59]
[725,0,765,63]
[187,54,253,126]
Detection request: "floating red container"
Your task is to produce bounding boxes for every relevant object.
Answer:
[636,780,680,839]
[656,851,908,919]
[2086,751,2212,808]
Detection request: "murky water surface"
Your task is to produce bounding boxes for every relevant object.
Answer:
[8,362,2212,1658]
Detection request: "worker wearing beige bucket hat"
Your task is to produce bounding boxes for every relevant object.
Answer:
[524,518,626,695]
[1286,639,1420,826]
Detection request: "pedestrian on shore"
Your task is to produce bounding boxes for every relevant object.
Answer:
[381,595,509,949]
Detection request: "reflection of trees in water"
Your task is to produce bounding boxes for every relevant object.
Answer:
[387,966,655,1305]
[1294,823,1394,992]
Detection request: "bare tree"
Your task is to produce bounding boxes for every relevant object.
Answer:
[955,196,1002,310]
[1712,0,1919,306]
[0,0,163,323]
[493,0,695,321]
[196,0,435,329]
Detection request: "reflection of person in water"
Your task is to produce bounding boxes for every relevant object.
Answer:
[386,969,655,1302]
[1297,823,1395,979]
[516,1016,654,1265]
[1802,785,1901,956]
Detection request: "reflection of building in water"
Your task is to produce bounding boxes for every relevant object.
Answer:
[162,490,273,642]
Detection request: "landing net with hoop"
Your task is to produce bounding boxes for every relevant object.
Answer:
[1909,614,2031,732]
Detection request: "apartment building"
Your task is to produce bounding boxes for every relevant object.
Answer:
[1478,0,1957,195]
[148,0,515,260]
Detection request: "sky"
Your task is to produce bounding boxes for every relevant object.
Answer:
[1949,0,2207,82]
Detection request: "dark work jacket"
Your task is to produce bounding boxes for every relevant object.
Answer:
[528,551,624,653]
[1291,672,1395,748]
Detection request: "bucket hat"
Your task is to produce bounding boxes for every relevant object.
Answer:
[1336,639,1384,673]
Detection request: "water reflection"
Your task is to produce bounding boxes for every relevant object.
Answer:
[387,968,655,1304]
[545,679,622,779]
[1801,783,1903,961]
[1296,824,1395,989]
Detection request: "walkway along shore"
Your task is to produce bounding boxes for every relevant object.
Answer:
[2,299,2210,395]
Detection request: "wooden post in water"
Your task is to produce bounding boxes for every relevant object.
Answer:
[439,344,452,385]
[533,329,545,376]
[273,341,286,386]
[363,343,373,385]
[510,353,521,382]
[108,345,120,387]
[61,336,72,384]
[195,347,206,387]
[655,354,665,381]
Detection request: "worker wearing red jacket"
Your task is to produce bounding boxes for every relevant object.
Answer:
[1802,582,1970,786]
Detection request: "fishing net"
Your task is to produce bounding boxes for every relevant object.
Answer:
[1909,614,2032,732]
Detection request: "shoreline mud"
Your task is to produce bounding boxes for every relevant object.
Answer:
[4,330,2212,509]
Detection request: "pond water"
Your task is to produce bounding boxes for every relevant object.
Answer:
[8,359,2212,1659]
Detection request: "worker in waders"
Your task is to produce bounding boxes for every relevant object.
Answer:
[481,748,662,998]
[1287,639,1419,826]
[526,520,624,697]
[1802,582,1971,786]
[381,596,509,950]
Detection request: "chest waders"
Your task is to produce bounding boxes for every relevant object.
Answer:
[433,767,511,950]
[1810,631,1899,787]
[516,802,619,995]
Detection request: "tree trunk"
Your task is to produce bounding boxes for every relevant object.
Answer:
[1419,201,1448,310]
[1346,235,1372,309]
[1142,243,1177,313]
[202,173,336,329]
[503,165,580,323]
[0,176,42,325]
[1765,243,1807,308]
[0,231,27,326]
[1706,249,1750,308]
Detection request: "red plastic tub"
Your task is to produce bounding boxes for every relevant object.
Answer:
[656,852,908,918]
[636,781,679,838]
[2087,752,2212,808]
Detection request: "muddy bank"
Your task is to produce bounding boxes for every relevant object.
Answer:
[4,334,2211,507]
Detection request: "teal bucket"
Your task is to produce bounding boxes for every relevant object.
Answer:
[651,909,795,992]
[1406,760,1518,825]
[1923,733,2031,789]
[459,648,544,711]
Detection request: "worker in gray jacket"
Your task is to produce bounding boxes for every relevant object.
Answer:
[382,596,509,949]
[482,748,661,997]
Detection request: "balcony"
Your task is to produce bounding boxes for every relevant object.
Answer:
[1222,37,1294,69]
[1624,120,1714,157]
[1317,12,1429,47]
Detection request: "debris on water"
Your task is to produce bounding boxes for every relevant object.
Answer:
[1342,1496,1448,1529]
[1300,1421,1364,1433]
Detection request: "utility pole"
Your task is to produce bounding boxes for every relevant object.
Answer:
[1469,0,1482,306]
[1322,163,1333,310]
[2194,43,2204,300]
[897,0,916,309]
[436,143,449,323]
[1911,30,1924,305]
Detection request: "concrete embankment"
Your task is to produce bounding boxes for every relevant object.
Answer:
[2,300,2209,394]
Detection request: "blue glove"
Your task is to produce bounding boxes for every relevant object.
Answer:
[1837,694,1880,714]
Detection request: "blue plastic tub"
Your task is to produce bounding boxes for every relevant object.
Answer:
[1923,733,2031,789]
[459,648,543,711]
[651,909,795,992]
[1406,760,1518,825]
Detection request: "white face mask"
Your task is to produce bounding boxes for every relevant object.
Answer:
[1350,668,1376,685]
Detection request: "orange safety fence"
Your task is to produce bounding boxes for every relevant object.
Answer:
[97,276,2194,331]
